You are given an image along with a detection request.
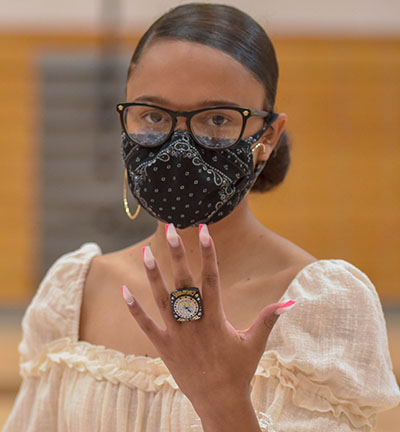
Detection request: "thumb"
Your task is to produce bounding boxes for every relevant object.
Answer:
[247,300,297,346]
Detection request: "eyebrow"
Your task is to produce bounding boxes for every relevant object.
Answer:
[131,95,242,108]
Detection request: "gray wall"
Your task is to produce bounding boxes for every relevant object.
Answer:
[38,52,156,275]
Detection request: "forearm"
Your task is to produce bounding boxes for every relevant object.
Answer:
[194,393,261,432]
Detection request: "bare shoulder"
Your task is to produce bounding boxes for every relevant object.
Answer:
[83,236,151,290]
[78,242,146,343]
[78,237,165,357]
[258,227,318,272]
[257,228,319,294]
[223,229,318,329]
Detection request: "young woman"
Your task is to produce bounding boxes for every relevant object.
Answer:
[4,3,400,432]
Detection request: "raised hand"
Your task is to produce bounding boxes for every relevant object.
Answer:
[120,223,295,430]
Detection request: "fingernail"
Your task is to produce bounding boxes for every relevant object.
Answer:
[166,223,180,248]
[199,224,211,247]
[275,300,296,315]
[142,246,156,269]
[121,285,135,306]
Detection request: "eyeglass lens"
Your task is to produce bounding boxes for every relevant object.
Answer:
[123,106,262,149]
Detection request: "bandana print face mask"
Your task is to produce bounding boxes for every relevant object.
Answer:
[121,126,268,229]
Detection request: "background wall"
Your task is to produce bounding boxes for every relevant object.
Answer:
[1,0,400,36]
[1,35,399,304]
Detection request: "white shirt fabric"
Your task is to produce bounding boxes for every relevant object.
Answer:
[3,243,400,431]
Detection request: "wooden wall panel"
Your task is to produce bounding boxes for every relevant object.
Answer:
[250,39,400,301]
[0,37,38,304]
[0,34,399,303]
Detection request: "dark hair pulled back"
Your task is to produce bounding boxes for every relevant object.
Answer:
[127,3,291,193]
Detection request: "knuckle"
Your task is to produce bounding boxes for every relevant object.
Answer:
[129,304,149,322]
[135,314,157,336]
[171,246,185,261]
[176,275,194,288]
[148,273,165,289]
[140,320,154,335]
[157,295,171,311]
[129,302,140,315]
[202,247,215,260]
[128,303,161,340]
[263,316,277,332]
[148,270,161,282]
[203,271,219,287]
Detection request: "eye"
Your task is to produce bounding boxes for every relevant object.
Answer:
[210,115,228,126]
[144,111,165,124]
[196,111,234,127]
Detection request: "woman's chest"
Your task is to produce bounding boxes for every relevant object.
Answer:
[78,266,298,359]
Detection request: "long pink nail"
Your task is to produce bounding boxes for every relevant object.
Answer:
[142,246,156,269]
[166,223,180,248]
[121,285,135,306]
[275,300,296,315]
[199,224,211,247]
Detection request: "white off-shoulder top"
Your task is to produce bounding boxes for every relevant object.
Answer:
[4,243,400,431]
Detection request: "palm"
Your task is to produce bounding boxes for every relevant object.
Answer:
[121,224,283,410]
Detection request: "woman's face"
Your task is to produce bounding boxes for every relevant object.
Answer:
[126,39,286,163]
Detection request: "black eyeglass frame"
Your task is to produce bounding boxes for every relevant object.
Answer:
[116,102,279,149]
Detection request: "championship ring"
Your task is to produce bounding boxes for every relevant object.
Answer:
[170,287,203,322]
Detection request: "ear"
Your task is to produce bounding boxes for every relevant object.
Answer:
[254,113,288,162]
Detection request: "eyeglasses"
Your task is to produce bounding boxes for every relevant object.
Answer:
[116,102,278,149]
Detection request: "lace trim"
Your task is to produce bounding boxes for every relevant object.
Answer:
[19,336,377,430]
[187,412,277,431]
[20,337,179,392]
[20,338,281,430]
[257,412,278,432]
[254,350,377,430]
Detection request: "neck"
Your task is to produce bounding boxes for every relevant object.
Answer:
[147,196,268,286]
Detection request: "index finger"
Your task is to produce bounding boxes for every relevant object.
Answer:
[199,224,225,322]
[142,246,179,328]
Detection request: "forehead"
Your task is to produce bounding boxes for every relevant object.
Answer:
[126,39,266,110]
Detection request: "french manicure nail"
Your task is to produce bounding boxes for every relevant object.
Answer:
[142,246,156,269]
[121,285,135,306]
[275,300,296,315]
[166,223,180,248]
[199,224,211,247]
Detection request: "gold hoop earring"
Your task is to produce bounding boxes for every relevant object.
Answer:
[251,142,266,153]
[123,169,141,220]
[252,142,266,170]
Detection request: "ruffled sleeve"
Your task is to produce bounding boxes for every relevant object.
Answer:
[250,259,400,432]
[3,243,102,432]
[18,242,102,366]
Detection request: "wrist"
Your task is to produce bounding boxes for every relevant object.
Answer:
[194,392,260,432]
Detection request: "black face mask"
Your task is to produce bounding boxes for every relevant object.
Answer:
[121,125,269,229]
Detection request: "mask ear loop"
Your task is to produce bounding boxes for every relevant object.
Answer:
[123,169,141,220]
